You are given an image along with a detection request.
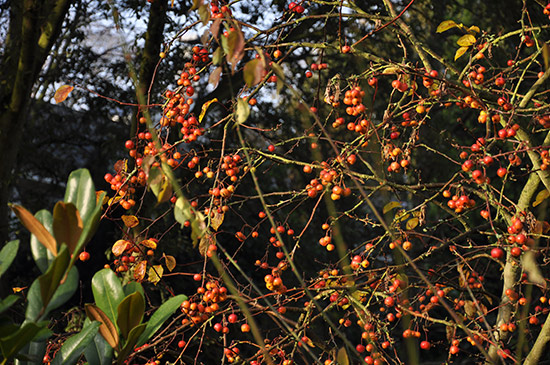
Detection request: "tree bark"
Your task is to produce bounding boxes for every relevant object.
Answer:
[0,0,72,246]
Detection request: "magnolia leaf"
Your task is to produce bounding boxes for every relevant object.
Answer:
[199,98,218,123]
[85,304,119,350]
[210,210,224,231]
[436,20,458,33]
[121,215,139,228]
[117,292,145,340]
[112,240,129,257]
[457,34,476,47]
[383,201,402,214]
[163,254,176,272]
[533,189,550,207]
[134,261,147,282]
[406,217,419,230]
[54,85,74,103]
[52,202,83,255]
[11,204,57,256]
[236,98,250,124]
[148,265,164,285]
[454,46,469,61]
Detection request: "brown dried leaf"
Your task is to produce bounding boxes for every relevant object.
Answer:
[121,215,139,228]
[134,260,147,282]
[112,240,129,256]
[141,239,157,250]
[211,210,224,231]
[164,254,176,272]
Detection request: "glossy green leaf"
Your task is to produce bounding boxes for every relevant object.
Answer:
[13,340,47,365]
[83,332,112,365]
[51,321,100,365]
[116,323,146,365]
[31,210,55,273]
[0,295,19,315]
[69,190,105,270]
[85,305,119,351]
[64,169,96,224]
[136,294,187,347]
[39,245,70,310]
[0,240,18,279]
[91,269,124,325]
[26,267,78,322]
[11,204,57,256]
[116,292,145,340]
[123,282,144,298]
[0,322,44,362]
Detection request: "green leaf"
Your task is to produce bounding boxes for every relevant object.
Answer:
[174,196,193,227]
[457,34,476,47]
[116,323,146,365]
[11,204,57,256]
[38,245,70,310]
[212,47,223,66]
[91,269,124,325]
[14,339,47,365]
[85,305,119,351]
[454,46,469,61]
[116,292,145,340]
[0,240,19,279]
[51,321,100,365]
[64,169,97,224]
[83,332,112,365]
[31,210,55,273]
[436,20,458,33]
[336,347,349,365]
[236,98,250,124]
[533,189,550,207]
[53,202,83,255]
[136,295,187,347]
[0,296,19,315]
[123,282,144,298]
[26,267,78,322]
[0,322,44,362]
[243,59,263,88]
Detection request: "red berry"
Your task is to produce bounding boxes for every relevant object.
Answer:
[79,251,90,262]
[125,140,135,149]
[420,341,431,350]
[491,247,504,259]
[268,144,275,152]
[228,313,238,323]
[497,167,507,178]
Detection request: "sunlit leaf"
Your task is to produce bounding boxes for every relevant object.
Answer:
[436,20,458,33]
[457,34,476,47]
[85,304,119,350]
[467,25,480,33]
[11,204,57,256]
[406,217,419,230]
[148,265,164,285]
[141,239,157,250]
[121,215,139,228]
[533,189,550,207]
[454,46,469,60]
[199,233,215,256]
[112,240,129,257]
[134,261,147,282]
[236,98,250,124]
[163,254,176,272]
[211,210,224,231]
[156,177,172,204]
[383,201,402,214]
[54,85,74,103]
[199,98,218,123]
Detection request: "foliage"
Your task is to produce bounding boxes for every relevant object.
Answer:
[4,0,550,364]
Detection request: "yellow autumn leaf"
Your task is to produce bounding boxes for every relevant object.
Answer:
[436,20,458,33]
[12,287,27,293]
[112,240,129,256]
[141,239,158,250]
[467,25,480,33]
[406,217,419,230]
[148,265,164,285]
[457,34,476,47]
[199,98,218,123]
[533,189,550,207]
[164,254,176,272]
[454,46,469,60]
[134,260,147,282]
[54,85,74,103]
[121,215,139,228]
[383,201,402,214]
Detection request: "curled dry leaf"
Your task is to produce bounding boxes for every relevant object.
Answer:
[121,215,139,228]
[54,85,74,103]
